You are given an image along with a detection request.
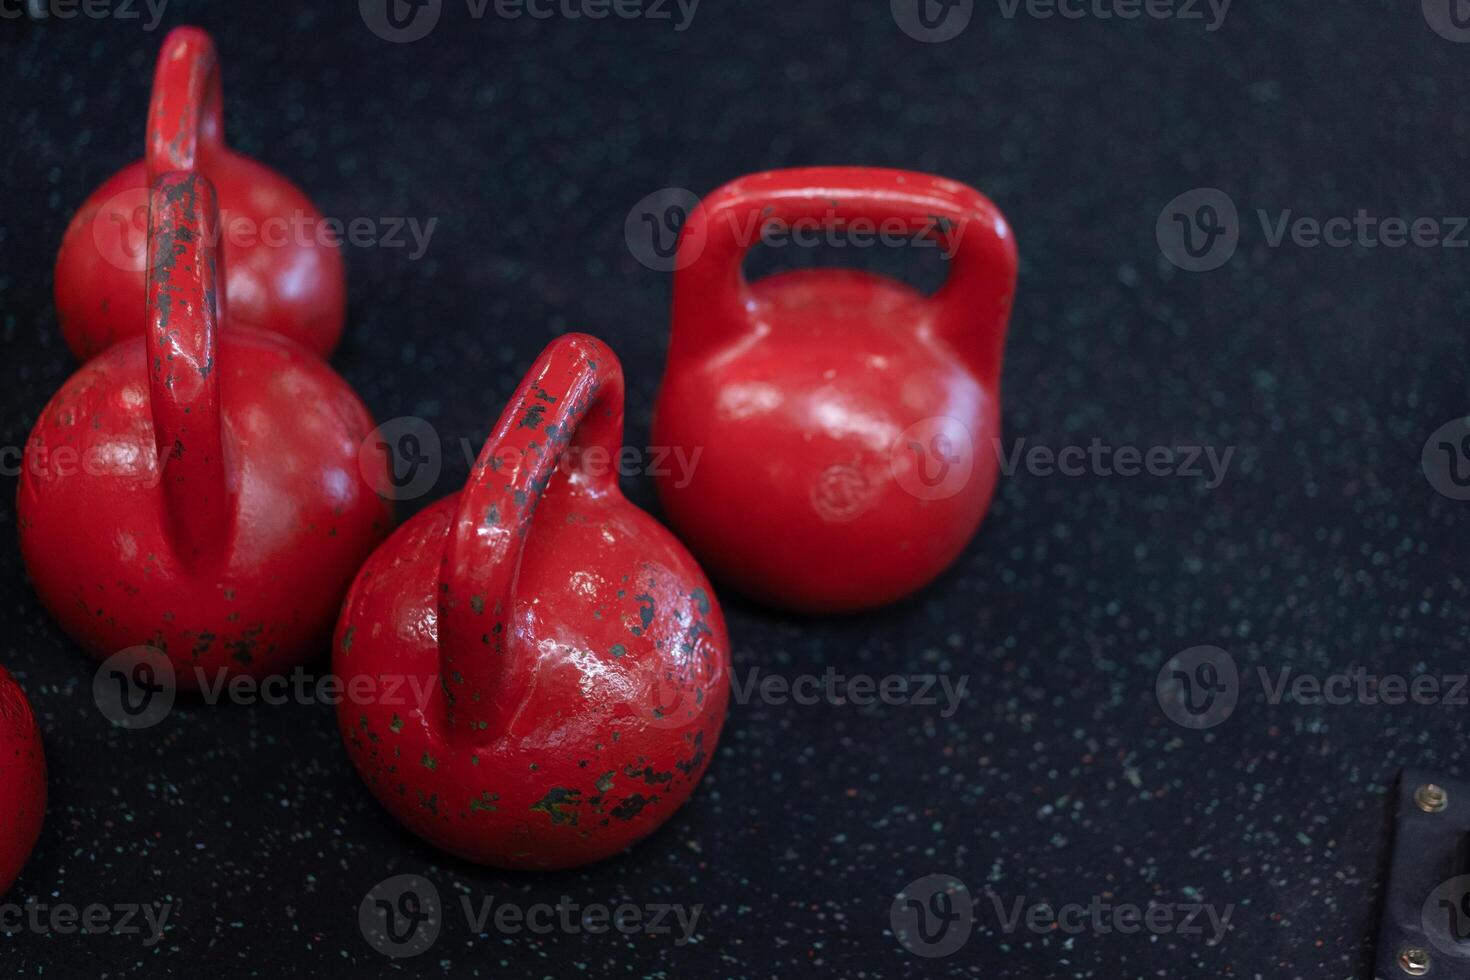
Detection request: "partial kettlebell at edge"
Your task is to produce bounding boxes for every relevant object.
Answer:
[334,333,730,870]
[20,172,391,690]
[0,664,46,896]
[54,26,346,360]
[652,167,1019,613]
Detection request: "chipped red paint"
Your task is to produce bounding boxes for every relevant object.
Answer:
[0,665,46,896]
[19,173,391,691]
[334,334,729,870]
[54,26,345,361]
[652,167,1020,612]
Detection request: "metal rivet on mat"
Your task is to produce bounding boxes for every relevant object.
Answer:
[1416,784,1449,814]
[1398,945,1431,976]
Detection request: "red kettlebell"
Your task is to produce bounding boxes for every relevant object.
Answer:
[54,26,345,361]
[19,172,390,690]
[334,334,729,870]
[0,665,46,896]
[652,167,1019,613]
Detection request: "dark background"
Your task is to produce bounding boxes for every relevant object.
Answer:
[3,0,1468,976]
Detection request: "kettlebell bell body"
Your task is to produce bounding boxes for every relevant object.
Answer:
[54,27,345,361]
[0,665,46,896]
[20,173,390,690]
[653,167,1019,613]
[335,334,729,870]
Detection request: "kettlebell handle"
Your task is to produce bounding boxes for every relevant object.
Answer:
[439,334,626,739]
[146,26,225,181]
[670,167,1018,386]
[147,172,231,567]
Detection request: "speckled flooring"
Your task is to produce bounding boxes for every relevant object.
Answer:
[2,1,1467,977]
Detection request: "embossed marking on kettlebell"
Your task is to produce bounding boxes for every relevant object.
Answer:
[811,463,876,522]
